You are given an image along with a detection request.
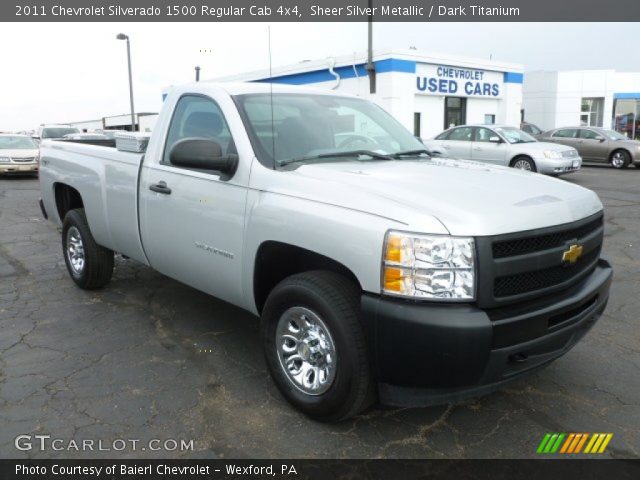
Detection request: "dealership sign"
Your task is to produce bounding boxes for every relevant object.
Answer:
[416,64,503,98]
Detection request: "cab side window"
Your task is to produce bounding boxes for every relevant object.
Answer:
[447,127,473,141]
[163,95,236,166]
[553,129,578,138]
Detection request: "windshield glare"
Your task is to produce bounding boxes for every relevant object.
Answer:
[42,128,80,139]
[495,127,537,144]
[236,93,425,166]
[602,129,628,140]
[0,136,38,149]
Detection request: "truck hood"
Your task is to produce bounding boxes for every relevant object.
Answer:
[283,158,602,236]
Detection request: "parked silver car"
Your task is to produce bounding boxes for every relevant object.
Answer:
[424,125,582,175]
[539,126,640,169]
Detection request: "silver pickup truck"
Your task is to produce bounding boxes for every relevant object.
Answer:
[39,83,613,421]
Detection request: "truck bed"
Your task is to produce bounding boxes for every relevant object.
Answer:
[39,140,148,264]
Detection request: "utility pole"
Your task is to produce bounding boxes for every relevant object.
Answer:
[116,33,136,131]
[366,0,376,94]
[195,66,201,82]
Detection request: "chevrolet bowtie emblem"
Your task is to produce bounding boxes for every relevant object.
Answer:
[562,244,584,264]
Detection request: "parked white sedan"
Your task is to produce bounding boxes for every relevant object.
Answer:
[424,125,582,175]
[0,134,39,175]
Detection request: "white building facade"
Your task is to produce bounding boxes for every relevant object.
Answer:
[523,70,640,140]
[215,49,524,139]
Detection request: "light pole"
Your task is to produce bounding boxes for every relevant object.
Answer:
[195,66,201,82]
[116,33,136,131]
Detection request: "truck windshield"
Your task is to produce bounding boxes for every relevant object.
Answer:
[0,136,38,149]
[42,128,80,139]
[235,93,425,167]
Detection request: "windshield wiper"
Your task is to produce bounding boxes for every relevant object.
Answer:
[391,149,432,159]
[279,149,392,167]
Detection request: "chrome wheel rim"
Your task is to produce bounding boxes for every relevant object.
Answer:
[66,226,85,275]
[611,152,625,168]
[275,306,337,396]
[513,159,532,171]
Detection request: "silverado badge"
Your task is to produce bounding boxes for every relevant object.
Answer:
[562,244,584,265]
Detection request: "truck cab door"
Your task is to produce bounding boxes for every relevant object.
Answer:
[138,93,249,307]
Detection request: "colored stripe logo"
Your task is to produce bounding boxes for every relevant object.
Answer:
[537,433,612,454]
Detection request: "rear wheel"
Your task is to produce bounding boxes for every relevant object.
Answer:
[62,209,114,289]
[610,150,630,169]
[261,271,375,422]
[511,156,537,172]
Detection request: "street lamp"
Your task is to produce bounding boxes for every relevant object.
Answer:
[116,33,136,131]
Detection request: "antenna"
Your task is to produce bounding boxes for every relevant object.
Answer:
[268,26,276,165]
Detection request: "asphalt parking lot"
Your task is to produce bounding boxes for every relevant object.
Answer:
[0,166,638,459]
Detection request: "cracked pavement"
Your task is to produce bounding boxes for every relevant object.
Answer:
[0,167,638,459]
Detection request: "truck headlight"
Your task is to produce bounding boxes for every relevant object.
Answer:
[543,150,563,159]
[382,231,475,300]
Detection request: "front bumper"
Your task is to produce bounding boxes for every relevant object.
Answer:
[0,163,39,174]
[361,259,612,407]
[534,156,582,175]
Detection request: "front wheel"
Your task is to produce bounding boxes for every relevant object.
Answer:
[610,150,630,169]
[261,271,375,422]
[62,209,114,289]
[511,156,537,172]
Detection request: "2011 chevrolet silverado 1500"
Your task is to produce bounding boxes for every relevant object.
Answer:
[39,83,613,421]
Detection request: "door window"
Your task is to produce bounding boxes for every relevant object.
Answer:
[553,129,578,138]
[579,129,601,140]
[447,127,473,141]
[475,127,497,143]
[163,95,235,166]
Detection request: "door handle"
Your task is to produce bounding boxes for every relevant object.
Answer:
[149,181,172,195]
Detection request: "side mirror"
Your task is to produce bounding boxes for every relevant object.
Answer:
[489,136,501,143]
[596,136,605,142]
[169,138,238,177]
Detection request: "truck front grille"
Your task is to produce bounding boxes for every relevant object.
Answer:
[494,247,600,297]
[492,216,603,258]
[11,157,36,163]
[475,212,604,308]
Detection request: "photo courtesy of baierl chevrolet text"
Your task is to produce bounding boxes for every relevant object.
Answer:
[0,0,638,479]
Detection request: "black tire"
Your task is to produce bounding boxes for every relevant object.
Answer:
[610,149,630,169]
[510,156,537,172]
[62,208,114,289]
[261,271,375,422]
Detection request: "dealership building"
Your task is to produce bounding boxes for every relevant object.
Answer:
[523,70,640,139]
[213,49,524,139]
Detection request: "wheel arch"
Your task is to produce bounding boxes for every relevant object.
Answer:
[53,182,84,222]
[253,241,362,314]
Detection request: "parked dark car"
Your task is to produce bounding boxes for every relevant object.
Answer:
[520,122,544,138]
[539,127,640,169]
